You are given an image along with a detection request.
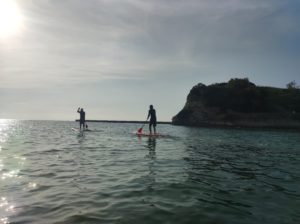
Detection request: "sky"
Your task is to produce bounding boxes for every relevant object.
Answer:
[0,0,300,121]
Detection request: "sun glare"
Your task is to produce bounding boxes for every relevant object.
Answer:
[0,0,23,39]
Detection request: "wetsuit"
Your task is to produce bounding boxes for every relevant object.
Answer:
[79,111,85,124]
[77,109,86,129]
[148,108,157,127]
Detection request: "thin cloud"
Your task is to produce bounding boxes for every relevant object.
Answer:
[1,0,299,119]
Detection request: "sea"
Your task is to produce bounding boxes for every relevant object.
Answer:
[0,120,299,224]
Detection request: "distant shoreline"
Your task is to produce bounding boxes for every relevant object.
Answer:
[75,120,172,124]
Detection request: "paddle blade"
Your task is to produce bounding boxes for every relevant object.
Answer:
[137,127,143,133]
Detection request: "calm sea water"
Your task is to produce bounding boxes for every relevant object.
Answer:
[0,120,299,224]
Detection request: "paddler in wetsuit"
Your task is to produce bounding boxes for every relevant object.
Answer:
[147,105,157,134]
[77,107,86,130]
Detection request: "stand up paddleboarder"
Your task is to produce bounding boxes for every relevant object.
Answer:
[147,105,157,134]
[77,107,86,130]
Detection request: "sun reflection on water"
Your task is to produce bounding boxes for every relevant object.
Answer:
[0,160,3,171]
[0,120,19,224]
[0,120,15,144]
[0,217,8,224]
[1,169,20,180]
[27,182,37,189]
[0,197,15,224]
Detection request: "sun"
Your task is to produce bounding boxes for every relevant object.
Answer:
[0,0,23,38]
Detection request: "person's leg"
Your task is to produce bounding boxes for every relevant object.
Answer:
[154,124,156,134]
[149,123,152,134]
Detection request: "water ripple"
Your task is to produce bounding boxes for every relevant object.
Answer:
[0,121,299,223]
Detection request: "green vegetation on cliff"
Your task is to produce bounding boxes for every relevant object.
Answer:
[172,78,300,128]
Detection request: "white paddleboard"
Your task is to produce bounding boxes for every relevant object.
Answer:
[72,128,85,132]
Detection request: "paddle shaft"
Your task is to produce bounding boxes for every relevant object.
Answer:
[137,119,148,133]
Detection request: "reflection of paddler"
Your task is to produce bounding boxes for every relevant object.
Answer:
[147,137,156,152]
[147,105,157,134]
[146,137,156,191]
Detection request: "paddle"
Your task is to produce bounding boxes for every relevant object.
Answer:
[137,119,148,133]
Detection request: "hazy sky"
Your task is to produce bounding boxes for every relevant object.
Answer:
[1,0,299,121]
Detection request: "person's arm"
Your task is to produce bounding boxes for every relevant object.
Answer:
[77,107,80,113]
[147,110,150,120]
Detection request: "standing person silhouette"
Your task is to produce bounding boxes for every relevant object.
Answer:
[147,105,157,134]
[77,107,86,130]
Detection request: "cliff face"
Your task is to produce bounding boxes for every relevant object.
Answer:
[172,78,300,128]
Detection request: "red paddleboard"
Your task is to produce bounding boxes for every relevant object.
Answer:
[134,132,165,137]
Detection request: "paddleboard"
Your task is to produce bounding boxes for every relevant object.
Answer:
[71,128,87,132]
[134,132,165,137]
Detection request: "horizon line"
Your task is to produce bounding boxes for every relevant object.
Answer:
[0,118,172,123]
[75,119,172,124]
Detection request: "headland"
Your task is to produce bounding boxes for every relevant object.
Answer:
[172,78,300,129]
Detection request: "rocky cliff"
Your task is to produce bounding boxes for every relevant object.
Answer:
[172,78,300,129]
